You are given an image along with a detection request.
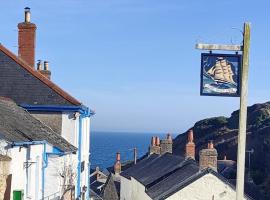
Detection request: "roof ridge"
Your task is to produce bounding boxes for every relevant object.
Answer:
[0,44,81,106]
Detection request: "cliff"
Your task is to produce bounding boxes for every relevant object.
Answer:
[173,101,270,199]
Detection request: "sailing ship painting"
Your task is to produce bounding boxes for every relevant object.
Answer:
[200,53,241,96]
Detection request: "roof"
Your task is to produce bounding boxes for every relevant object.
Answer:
[121,153,186,187]
[146,160,200,200]
[121,153,254,200]
[101,173,120,200]
[0,97,77,152]
[0,44,81,106]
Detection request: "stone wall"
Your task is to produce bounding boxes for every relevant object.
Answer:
[0,155,11,200]
[30,111,62,134]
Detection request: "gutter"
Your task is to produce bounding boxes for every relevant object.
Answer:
[20,104,95,116]
[76,115,83,199]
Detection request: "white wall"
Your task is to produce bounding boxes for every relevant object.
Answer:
[9,144,43,200]
[120,176,151,200]
[62,113,91,197]
[166,173,248,200]
[62,113,78,147]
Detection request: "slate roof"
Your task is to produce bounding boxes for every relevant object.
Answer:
[0,97,77,152]
[121,153,255,200]
[121,153,186,187]
[0,44,81,106]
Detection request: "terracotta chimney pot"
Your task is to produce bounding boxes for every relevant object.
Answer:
[156,137,160,146]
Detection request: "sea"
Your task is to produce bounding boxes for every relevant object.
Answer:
[90,131,177,171]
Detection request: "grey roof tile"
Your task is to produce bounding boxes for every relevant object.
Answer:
[0,98,77,152]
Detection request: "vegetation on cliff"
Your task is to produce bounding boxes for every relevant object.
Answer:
[173,101,270,199]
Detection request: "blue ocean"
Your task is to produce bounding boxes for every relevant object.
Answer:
[90,131,176,170]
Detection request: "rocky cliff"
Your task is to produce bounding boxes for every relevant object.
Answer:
[173,101,270,199]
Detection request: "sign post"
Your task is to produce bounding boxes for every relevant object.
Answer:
[196,22,251,200]
[236,22,250,200]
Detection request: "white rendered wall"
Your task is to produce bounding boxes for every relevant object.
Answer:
[81,117,90,191]
[120,176,151,200]
[9,144,43,200]
[62,112,78,147]
[166,173,248,200]
[62,113,91,197]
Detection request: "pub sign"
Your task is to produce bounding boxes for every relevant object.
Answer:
[200,53,242,97]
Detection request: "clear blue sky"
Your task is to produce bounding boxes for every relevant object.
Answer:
[1,1,269,133]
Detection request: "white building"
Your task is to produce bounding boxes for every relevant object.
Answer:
[0,7,94,199]
[0,98,77,199]
[119,131,254,200]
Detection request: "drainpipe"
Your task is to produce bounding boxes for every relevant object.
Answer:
[86,118,90,200]
[42,143,48,199]
[76,110,94,200]
[76,114,83,199]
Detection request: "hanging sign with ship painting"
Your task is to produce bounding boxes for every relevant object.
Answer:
[200,53,242,97]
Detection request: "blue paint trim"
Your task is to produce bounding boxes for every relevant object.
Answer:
[11,140,46,147]
[87,127,91,200]
[76,115,83,198]
[42,143,48,200]
[20,104,95,117]
[9,141,67,199]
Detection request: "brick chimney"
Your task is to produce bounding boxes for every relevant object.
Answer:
[160,133,173,154]
[149,136,161,155]
[185,129,195,159]
[38,61,51,80]
[199,141,218,171]
[18,7,36,68]
[114,152,121,175]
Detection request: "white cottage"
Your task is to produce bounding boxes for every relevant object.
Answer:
[119,131,254,200]
[0,7,94,199]
[0,98,77,199]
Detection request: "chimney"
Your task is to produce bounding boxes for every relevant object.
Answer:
[199,141,218,171]
[185,129,195,159]
[149,136,161,155]
[114,152,121,175]
[18,7,36,68]
[160,133,173,154]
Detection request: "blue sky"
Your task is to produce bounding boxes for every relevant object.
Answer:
[1,1,270,133]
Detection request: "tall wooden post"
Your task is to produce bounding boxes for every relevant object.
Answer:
[236,22,251,200]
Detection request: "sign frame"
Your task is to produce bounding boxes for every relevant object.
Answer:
[200,53,242,97]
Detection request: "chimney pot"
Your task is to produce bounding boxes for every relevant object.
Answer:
[188,129,194,143]
[24,7,31,22]
[44,61,49,70]
[114,152,121,175]
[116,152,120,162]
[166,133,172,141]
[151,136,156,146]
[208,141,214,149]
[185,129,195,159]
[156,137,160,146]
[37,60,42,70]
[149,136,161,155]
